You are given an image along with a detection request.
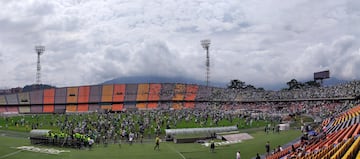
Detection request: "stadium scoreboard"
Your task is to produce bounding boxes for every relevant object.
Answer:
[314,70,330,80]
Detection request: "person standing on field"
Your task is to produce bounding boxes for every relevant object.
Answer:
[236,151,241,159]
[265,141,270,156]
[154,135,160,151]
[210,140,215,153]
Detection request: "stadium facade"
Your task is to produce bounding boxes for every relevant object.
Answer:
[0,83,212,113]
[0,82,358,114]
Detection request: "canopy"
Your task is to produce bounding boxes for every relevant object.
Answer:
[29,129,50,137]
[165,126,238,136]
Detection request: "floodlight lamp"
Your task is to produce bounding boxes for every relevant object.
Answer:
[35,46,45,55]
[201,39,211,49]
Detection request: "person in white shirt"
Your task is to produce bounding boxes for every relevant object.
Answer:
[236,151,241,159]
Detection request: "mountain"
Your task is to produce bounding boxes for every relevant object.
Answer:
[102,76,228,88]
[322,77,348,86]
[102,76,350,90]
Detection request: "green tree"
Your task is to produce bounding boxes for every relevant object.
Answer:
[244,84,256,90]
[304,80,321,88]
[286,79,303,90]
[227,79,246,89]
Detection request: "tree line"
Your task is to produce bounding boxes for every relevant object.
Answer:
[227,79,320,91]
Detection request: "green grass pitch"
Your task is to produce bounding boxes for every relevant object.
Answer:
[0,129,301,159]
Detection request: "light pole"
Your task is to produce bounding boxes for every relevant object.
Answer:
[201,39,211,87]
[35,45,45,85]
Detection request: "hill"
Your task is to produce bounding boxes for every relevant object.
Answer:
[102,75,227,88]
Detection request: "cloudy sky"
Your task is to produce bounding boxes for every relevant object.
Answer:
[0,0,360,89]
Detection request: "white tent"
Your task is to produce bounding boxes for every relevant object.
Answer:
[165,126,238,136]
[29,129,50,137]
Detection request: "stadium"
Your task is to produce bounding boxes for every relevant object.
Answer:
[0,80,360,159]
[1,1,360,159]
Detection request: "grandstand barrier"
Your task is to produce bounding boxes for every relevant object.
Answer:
[100,104,112,111]
[160,83,174,101]
[113,84,125,102]
[0,95,7,105]
[88,104,100,112]
[172,84,185,101]
[124,102,136,110]
[171,102,183,110]
[18,92,30,105]
[6,106,19,113]
[196,85,211,101]
[136,84,149,101]
[77,104,89,112]
[54,88,66,104]
[43,105,54,113]
[66,105,77,112]
[54,105,66,114]
[111,104,123,111]
[18,106,31,113]
[101,84,113,103]
[184,102,195,109]
[195,102,208,109]
[136,103,147,110]
[124,84,138,102]
[148,84,161,101]
[159,102,171,110]
[30,105,43,113]
[30,90,43,105]
[184,84,198,101]
[5,94,18,105]
[147,102,158,109]
[89,85,102,103]
[43,89,55,113]
[0,106,6,113]
[67,87,78,104]
[136,84,149,109]
[78,86,90,112]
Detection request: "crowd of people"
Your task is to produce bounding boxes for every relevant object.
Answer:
[210,80,360,102]
[4,108,276,145]
[219,100,359,119]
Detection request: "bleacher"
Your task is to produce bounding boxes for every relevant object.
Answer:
[266,105,360,159]
[0,81,359,158]
[0,81,359,113]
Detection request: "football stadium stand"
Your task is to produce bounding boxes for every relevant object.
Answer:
[0,81,358,113]
[1,81,359,158]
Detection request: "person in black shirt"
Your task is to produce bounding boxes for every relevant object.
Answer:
[210,140,215,153]
[265,141,270,156]
[256,153,261,159]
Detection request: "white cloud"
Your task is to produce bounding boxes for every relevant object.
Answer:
[0,0,359,89]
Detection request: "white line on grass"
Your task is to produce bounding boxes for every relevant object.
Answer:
[0,150,22,159]
[166,143,186,159]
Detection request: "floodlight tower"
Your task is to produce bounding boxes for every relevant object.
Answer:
[35,45,45,85]
[201,39,211,87]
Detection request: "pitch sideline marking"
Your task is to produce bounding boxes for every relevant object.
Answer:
[166,143,186,159]
[0,150,22,159]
